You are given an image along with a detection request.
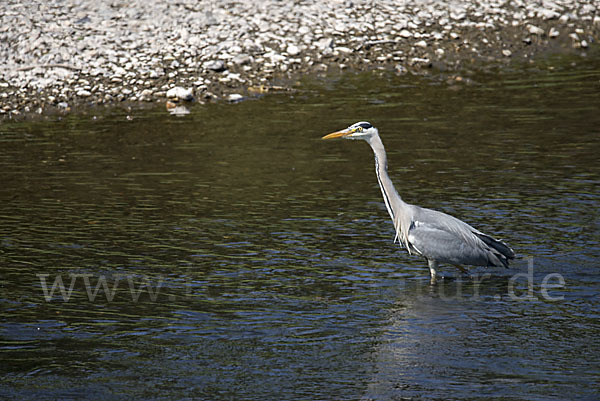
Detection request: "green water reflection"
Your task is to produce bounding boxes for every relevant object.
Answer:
[1,55,599,399]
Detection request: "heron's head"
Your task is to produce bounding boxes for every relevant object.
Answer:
[322,121,378,141]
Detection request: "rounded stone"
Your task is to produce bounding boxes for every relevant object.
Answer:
[286,44,301,56]
[399,29,412,38]
[204,60,226,72]
[228,93,243,102]
[166,87,194,101]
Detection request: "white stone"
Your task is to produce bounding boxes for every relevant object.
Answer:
[232,54,251,65]
[204,60,225,71]
[395,64,407,74]
[540,9,560,20]
[410,57,430,66]
[315,37,334,50]
[225,72,243,82]
[286,44,300,56]
[77,89,91,97]
[266,52,286,63]
[528,25,545,35]
[228,93,243,102]
[140,89,153,100]
[399,29,412,38]
[166,86,194,101]
[113,66,127,76]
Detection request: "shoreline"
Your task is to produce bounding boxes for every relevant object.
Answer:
[1,0,598,120]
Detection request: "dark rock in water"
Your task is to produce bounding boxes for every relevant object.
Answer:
[429,60,447,72]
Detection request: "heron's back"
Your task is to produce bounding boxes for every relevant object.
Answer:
[407,206,515,267]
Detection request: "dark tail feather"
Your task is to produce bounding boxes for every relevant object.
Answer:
[475,233,516,268]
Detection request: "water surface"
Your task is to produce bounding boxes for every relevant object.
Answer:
[1,56,599,399]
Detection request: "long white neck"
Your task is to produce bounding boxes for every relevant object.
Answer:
[367,134,403,220]
[366,133,412,247]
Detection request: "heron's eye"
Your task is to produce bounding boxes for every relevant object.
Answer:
[357,127,363,132]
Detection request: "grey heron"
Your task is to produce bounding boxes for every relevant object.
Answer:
[322,121,515,279]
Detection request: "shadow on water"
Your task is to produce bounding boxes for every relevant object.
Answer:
[1,54,599,399]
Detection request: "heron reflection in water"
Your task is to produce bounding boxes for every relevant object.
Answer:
[322,122,515,280]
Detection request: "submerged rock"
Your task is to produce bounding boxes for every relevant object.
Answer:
[168,105,191,116]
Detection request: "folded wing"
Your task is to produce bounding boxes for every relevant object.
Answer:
[406,207,515,268]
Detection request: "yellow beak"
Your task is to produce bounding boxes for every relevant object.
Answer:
[321,128,354,140]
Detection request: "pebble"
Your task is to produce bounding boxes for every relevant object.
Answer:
[335,46,353,54]
[395,64,408,74]
[204,60,226,72]
[315,37,334,50]
[228,94,244,102]
[140,89,153,101]
[539,9,560,20]
[166,87,194,101]
[232,54,252,65]
[528,25,545,35]
[286,44,301,56]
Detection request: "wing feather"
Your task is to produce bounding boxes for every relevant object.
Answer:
[405,206,514,268]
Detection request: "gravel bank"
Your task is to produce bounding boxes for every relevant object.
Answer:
[1,0,598,119]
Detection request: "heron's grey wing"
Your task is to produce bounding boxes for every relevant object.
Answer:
[407,221,492,266]
[407,207,513,267]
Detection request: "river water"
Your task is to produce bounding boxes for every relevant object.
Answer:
[1,55,599,400]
